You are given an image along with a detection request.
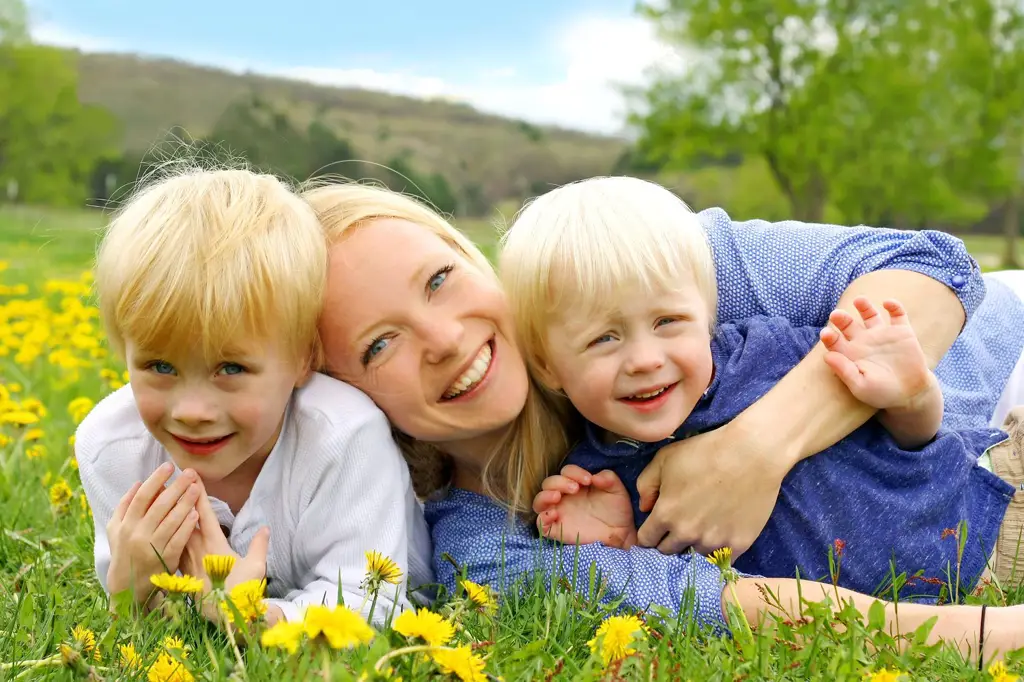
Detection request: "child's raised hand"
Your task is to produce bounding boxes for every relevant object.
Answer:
[532,465,637,549]
[105,463,201,607]
[819,297,937,411]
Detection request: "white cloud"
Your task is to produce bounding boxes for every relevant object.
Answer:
[28,12,689,135]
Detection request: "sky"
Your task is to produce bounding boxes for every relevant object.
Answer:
[24,0,686,136]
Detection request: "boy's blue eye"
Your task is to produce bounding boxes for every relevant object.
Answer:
[220,363,245,376]
[656,318,675,327]
[590,334,614,346]
[150,361,175,375]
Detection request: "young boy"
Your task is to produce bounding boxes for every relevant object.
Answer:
[499,175,1023,599]
[76,165,433,625]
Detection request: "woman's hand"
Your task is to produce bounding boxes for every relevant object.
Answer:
[635,422,790,556]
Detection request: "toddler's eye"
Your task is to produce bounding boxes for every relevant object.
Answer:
[220,363,246,376]
[149,361,175,375]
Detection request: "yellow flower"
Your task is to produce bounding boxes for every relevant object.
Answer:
[1,410,38,425]
[393,608,455,646]
[119,642,143,669]
[364,550,403,586]
[24,428,43,441]
[587,614,646,666]
[68,397,94,424]
[161,636,189,656]
[0,260,7,271]
[70,624,100,660]
[866,669,904,682]
[0,434,9,448]
[989,661,1020,682]
[7,383,21,393]
[220,578,267,624]
[147,651,193,682]
[203,554,236,587]
[68,433,76,448]
[49,478,73,508]
[260,620,305,654]
[430,645,487,682]
[460,579,496,613]
[26,444,45,459]
[150,573,205,594]
[302,604,376,649]
[709,547,732,569]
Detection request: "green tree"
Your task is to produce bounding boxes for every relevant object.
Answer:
[631,0,972,224]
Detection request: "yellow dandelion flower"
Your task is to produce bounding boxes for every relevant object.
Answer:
[219,579,267,624]
[364,550,403,586]
[709,547,733,570]
[70,454,79,470]
[260,620,305,654]
[430,645,487,682]
[989,661,1020,682]
[24,427,43,441]
[1,410,38,426]
[70,624,98,660]
[68,433,76,448]
[0,260,7,271]
[150,573,205,594]
[7,383,21,393]
[866,669,905,682]
[161,635,189,656]
[587,614,646,666]
[99,368,119,382]
[78,493,91,519]
[68,397,94,424]
[460,579,496,613]
[49,478,73,508]
[202,554,236,587]
[302,604,376,649]
[26,443,46,459]
[119,642,143,669]
[147,651,193,682]
[393,608,455,646]
[0,434,10,448]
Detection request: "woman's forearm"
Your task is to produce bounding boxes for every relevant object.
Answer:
[732,269,965,469]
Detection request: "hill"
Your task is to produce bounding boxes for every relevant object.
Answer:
[68,50,629,209]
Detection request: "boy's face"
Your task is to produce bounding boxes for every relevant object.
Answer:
[125,336,309,484]
[540,276,714,443]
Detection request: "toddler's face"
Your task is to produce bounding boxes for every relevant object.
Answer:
[125,335,309,484]
[540,276,714,443]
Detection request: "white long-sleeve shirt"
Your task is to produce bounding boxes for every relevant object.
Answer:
[75,373,435,624]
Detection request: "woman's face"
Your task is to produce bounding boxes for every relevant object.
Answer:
[319,218,529,451]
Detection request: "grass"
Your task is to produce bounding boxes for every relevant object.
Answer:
[1,204,1022,681]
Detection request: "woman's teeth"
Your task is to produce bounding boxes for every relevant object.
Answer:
[443,343,492,399]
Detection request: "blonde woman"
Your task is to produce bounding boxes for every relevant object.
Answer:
[304,179,1024,665]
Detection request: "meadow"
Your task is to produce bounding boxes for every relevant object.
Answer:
[1,203,1022,681]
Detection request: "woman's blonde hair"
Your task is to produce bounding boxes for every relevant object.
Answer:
[500,175,718,375]
[301,179,575,513]
[96,164,326,368]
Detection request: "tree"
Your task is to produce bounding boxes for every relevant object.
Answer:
[630,0,975,224]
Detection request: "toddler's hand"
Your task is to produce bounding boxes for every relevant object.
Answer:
[532,465,637,549]
[819,297,938,412]
[106,463,201,608]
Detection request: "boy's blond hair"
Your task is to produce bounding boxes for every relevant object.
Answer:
[302,179,574,514]
[499,175,718,374]
[95,165,327,368]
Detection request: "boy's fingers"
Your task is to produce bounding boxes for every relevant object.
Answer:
[558,465,593,486]
[152,483,200,547]
[163,509,199,561]
[112,481,143,522]
[883,299,909,325]
[140,474,198,533]
[853,297,883,328]
[592,470,627,493]
[823,352,865,391]
[532,490,563,513]
[123,463,175,525]
[541,475,579,495]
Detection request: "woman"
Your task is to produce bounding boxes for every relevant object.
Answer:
[303,179,1024,663]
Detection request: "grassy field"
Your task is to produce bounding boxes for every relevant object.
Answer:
[1,204,1022,681]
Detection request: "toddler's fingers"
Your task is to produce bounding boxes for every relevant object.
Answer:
[111,481,142,523]
[883,299,909,325]
[163,509,199,565]
[828,309,859,341]
[152,483,200,548]
[591,470,627,493]
[853,297,884,328]
[823,351,866,392]
[541,475,580,495]
[123,462,175,525]
[532,489,563,514]
[559,464,593,487]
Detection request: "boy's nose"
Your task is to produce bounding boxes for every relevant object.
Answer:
[625,342,665,374]
[170,393,218,426]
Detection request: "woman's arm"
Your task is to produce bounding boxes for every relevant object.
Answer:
[634,212,982,556]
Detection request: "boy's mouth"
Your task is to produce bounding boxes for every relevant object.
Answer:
[172,433,234,456]
[620,382,678,404]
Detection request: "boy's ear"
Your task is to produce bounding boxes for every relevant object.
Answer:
[294,359,315,388]
[530,355,562,392]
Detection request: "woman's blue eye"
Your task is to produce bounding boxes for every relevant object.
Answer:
[151,361,175,375]
[368,338,389,357]
[220,363,245,376]
[428,269,448,292]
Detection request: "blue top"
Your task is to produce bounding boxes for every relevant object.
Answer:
[425,208,1024,630]
[566,316,1015,600]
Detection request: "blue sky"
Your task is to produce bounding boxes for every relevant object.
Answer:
[26,0,683,134]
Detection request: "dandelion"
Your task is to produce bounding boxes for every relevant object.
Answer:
[49,478,73,508]
[161,636,189,656]
[1,410,38,426]
[68,397,94,424]
[587,614,646,666]
[70,624,100,661]
[303,604,376,649]
[364,550,403,587]
[150,573,205,594]
[203,554,236,588]
[430,645,487,682]
[220,578,267,624]
[147,651,193,682]
[260,620,305,654]
[25,444,45,459]
[393,608,455,646]
[989,661,1020,682]
[119,642,143,670]
[460,579,496,614]
[866,669,905,682]
[24,427,43,441]
[0,434,9,448]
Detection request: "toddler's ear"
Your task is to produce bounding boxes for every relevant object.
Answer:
[530,355,562,392]
[294,361,315,388]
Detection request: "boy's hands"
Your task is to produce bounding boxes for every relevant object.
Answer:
[106,463,200,607]
[820,296,942,448]
[533,465,638,549]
